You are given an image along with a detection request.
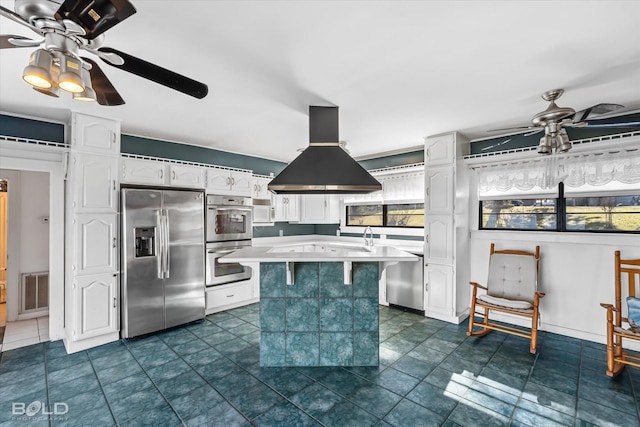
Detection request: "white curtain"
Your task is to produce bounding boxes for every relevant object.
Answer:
[476,151,640,194]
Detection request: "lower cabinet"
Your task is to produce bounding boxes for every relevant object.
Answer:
[205,280,256,314]
[71,273,118,340]
[424,264,454,320]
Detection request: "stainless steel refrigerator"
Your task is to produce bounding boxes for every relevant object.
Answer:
[121,188,205,338]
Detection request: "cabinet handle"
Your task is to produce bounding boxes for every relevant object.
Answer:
[227,294,235,298]
[231,177,235,186]
[113,180,116,191]
[425,283,428,292]
[160,169,164,179]
[113,297,117,308]
[426,187,430,196]
[172,170,176,181]
[112,132,116,144]
[425,235,429,243]
[426,147,430,157]
[113,237,117,248]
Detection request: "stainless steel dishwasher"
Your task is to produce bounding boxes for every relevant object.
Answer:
[386,255,424,311]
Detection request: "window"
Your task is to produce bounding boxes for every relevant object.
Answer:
[481,199,557,231]
[566,195,640,232]
[480,185,640,233]
[346,203,424,228]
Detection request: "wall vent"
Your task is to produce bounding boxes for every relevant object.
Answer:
[21,272,49,313]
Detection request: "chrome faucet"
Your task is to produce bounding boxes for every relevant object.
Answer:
[363,226,374,247]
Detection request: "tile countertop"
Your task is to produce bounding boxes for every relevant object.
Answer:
[251,234,424,255]
[220,241,419,263]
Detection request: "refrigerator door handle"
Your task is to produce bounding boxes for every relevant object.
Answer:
[155,210,164,279]
[163,208,171,279]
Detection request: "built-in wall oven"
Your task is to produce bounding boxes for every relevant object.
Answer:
[206,240,252,286]
[205,195,253,288]
[206,195,253,242]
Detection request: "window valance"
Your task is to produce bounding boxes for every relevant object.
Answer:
[474,150,640,194]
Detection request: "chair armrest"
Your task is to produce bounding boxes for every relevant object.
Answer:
[535,291,546,298]
[469,281,487,290]
[600,303,617,312]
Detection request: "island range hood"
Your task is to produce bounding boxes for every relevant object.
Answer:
[268,106,382,194]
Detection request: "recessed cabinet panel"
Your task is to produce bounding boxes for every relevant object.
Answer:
[72,113,120,154]
[252,176,272,199]
[121,158,166,186]
[75,213,117,275]
[230,171,253,197]
[425,166,454,213]
[424,264,453,317]
[425,216,454,264]
[425,134,455,165]
[169,164,205,188]
[74,273,117,339]
[72,153,117,212]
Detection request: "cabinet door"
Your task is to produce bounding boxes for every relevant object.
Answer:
[70,153,118,212]
[73,273,118,340]
[205,281,253,312]
[424,264,453,318]
[425,134,454,165]
[205,168,232,195]
[299,195,328,223]
[74,213,117,275]
[229,171,253,197]
[272,195,299,222]
[253,177,272,199]
[72,113,120,155]
[425,215,454,264]
[425,166,454,213]
[169,164,205,188]
[121,158,166,186]
[286,195,299,221]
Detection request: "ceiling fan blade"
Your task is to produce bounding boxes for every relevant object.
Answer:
[97,47,209,99]
[55,0,136,40]
[82,57,125,106]
[0,5,43,35]
[0,35,40,49]
[582,121,640,128]
[571,103,624,122]
[487,126,537,134]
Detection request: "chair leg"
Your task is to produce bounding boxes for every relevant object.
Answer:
[530,297,541,354]
[604,306,624,377]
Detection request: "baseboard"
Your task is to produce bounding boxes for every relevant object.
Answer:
[425,308,470,325]
[63,331,120,354]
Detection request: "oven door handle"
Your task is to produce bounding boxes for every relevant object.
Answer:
[207,248,239,255]
[208,207,252,212]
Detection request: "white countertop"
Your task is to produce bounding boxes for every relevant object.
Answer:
[220,242,419,263]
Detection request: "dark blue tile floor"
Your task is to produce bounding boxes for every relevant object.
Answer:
[1,304,639,426]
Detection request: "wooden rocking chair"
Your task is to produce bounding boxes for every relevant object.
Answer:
[468,243,545,354]
[601,250,640,377]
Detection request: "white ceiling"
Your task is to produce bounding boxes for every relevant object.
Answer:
[1,1,639,162]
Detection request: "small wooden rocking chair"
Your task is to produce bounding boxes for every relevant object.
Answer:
[601,250,640,377]
[468,243,545,354]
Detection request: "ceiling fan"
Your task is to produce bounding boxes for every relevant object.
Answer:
[0,0,208,105]
[489,89,639,155]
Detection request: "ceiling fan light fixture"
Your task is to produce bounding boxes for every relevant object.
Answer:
[73,66,96,102]
[22,49,54,89]
[556,129,572,153]
[57,55,85,93]
[537,135,552,155]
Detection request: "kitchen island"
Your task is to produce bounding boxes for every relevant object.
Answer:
[220,242,418,367]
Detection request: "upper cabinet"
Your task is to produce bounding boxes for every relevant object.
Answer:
[169,164,206,188]
[251,175,272,199]
[272,194,299,222]
[71,113,120,155]
[425,166,454,214]
[68,152,118,212]
[299,194,340,224]
[425,133,455,166]
[205,168,252,196]
[121,157,167,186]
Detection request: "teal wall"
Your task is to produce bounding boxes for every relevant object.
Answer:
[0,114,65,143]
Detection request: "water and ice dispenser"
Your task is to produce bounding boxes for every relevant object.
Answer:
[134,227,156,258]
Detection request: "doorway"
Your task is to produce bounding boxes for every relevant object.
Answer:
[0,170,51,351]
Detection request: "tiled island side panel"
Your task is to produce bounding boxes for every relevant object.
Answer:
[260,262,379,367]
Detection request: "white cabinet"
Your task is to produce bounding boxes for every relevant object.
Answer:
[169,164,205,188]
[424,215,453,264]
[65,113,121,352]
[71,113,120,155]
[206,168,252,196]
[121,157,166,186]
[425,133,454,166]
[272,194,299,222]
[299,194,340,224]
[73,213,118,276]
[425,166,454,213]
[424,264,453,318]
[251,176,272,199]
[68,153,118,212]
[423,132,469,324]
[205,280,255,314]
[72,273,118,340]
